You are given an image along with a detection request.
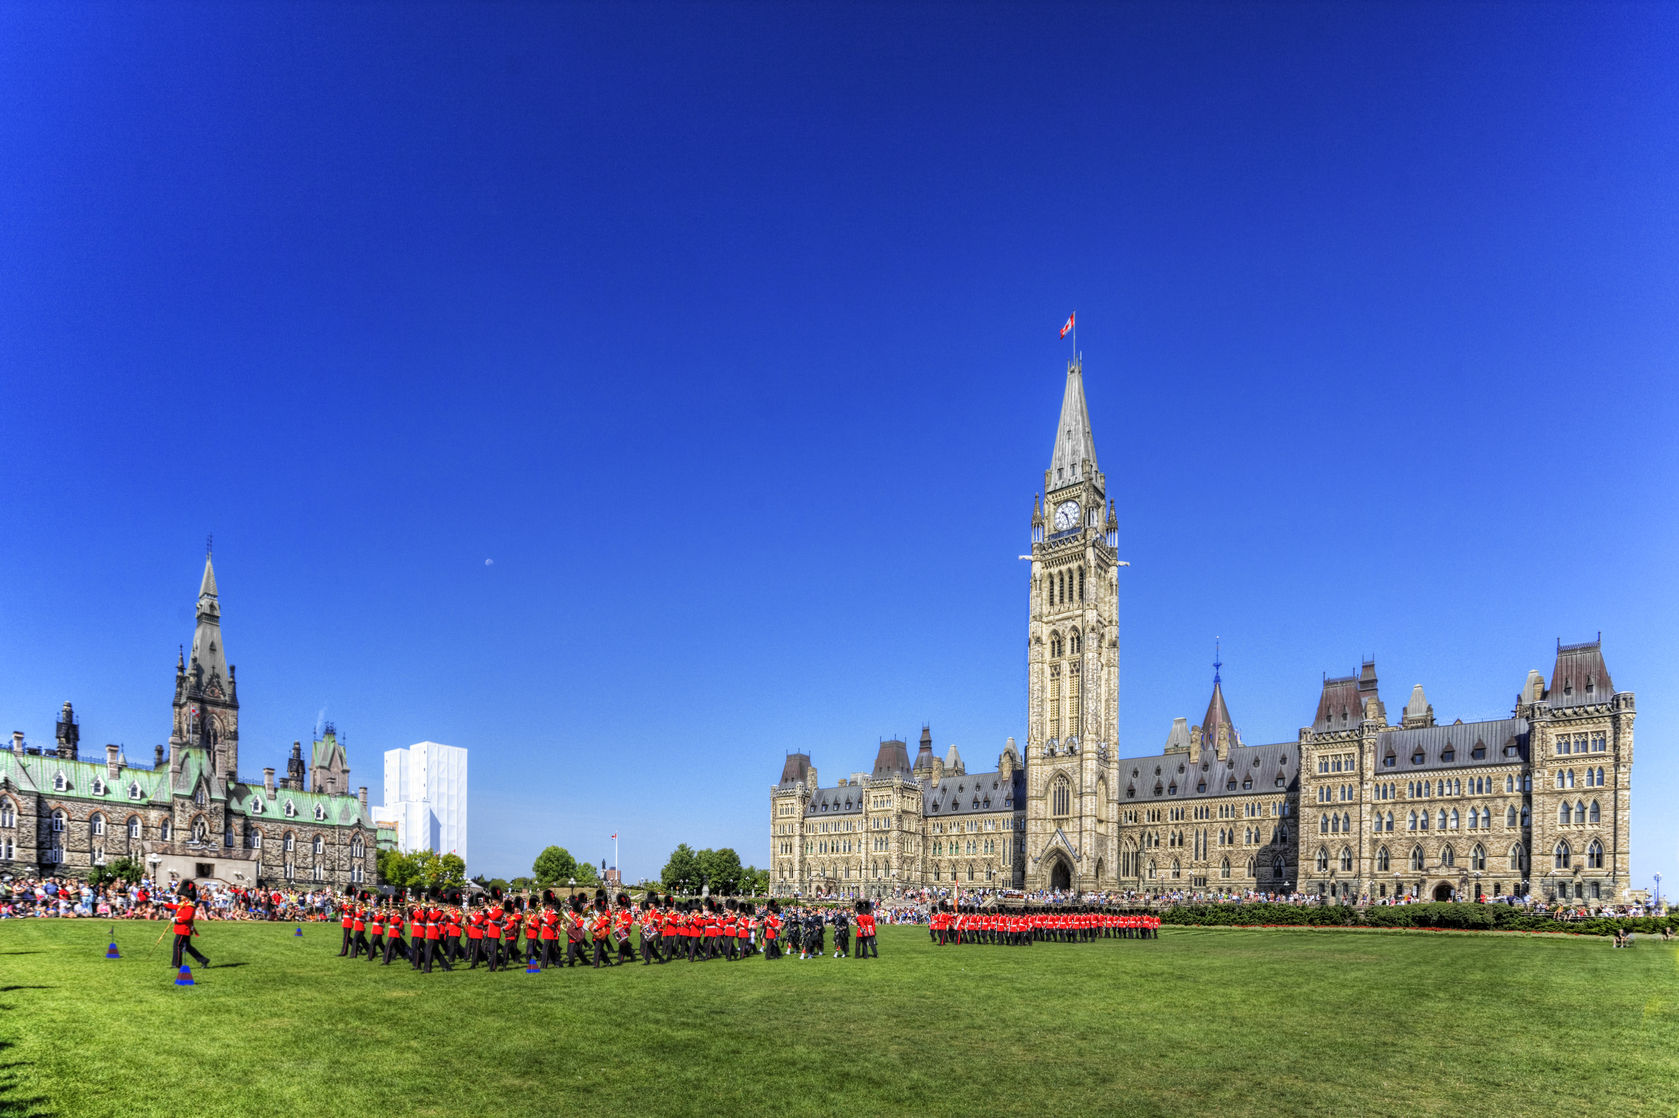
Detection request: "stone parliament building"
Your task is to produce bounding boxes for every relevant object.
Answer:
[770,358,1635,904]
[0,553,381,889]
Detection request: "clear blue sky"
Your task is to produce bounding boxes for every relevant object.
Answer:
[3,2,1675,888]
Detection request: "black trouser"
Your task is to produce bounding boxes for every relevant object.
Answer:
[662,933,677,960]
[541,939,556,967]
[484,939,501,971]
[368,934,384,960]
[835,931,850,957]
[339,926,353,955]
[566,938,587,967]
[641,932,659,964]
[765,937,780,958]
[352,930,370,958]
[618,936,635,964]
[861,934,877,958]
[466,937,482,967]
[384,935,408,964]
[172,933,208,968]
[592,940,608,968]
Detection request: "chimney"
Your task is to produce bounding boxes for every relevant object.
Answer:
[263,768,276,794]
[106,743,122,779]
[357,785,368,808]
[9,731,21,752]
[155,744,166,769]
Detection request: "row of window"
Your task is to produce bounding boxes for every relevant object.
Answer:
[1555,767,1607,789]
[4,804,364,859]
[1555,734,1608,755]
[1314,839,1605,874]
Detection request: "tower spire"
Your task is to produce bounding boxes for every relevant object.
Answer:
[1213,637,1222,685]
[1047,355,1099,488]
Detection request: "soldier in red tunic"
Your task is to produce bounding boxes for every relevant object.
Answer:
[162,880,211,970]
[762,899,782,959]
[565,892,589,968]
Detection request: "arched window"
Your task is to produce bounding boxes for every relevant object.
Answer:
[160,818,172,841]
[1051,775,1070,817]
[283,831,295,852]
[1315,847,1329,872]
[1170,858,1181,879]
[1071,630,1082,654]
[1410,845,1424,871]
[1436,809,1447,830]
[51,809,67,833]
[1587,839,1604,869]
[1471,843,1486,870]
[1575,800,1587,824]
[0,799,14,828]
[1441,845,1455,868]
[1509,843,1525,872]
[1272,855,1285,879]
[312,835,324,855]
[90,813,105,837]
[1376,846,1390,871]
[1407,811,1417,831]
[91,777,105,796]
[1339,847,1352,872]
[1343,812,1351,833]
[128,782,143,800]
[1320,815,1329,834]
[1449,809,1459,830]
[1220,858,1230,879]
[1588,800,1600,824]
[1559,802,1571,825]
[1554,841,1571,870]
[53,773,67,792]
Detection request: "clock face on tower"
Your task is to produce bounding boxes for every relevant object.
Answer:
[1053,500,1080,532]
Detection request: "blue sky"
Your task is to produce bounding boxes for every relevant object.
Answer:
[3,2,1675,887]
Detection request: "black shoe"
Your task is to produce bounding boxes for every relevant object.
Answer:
[201,957,211,968]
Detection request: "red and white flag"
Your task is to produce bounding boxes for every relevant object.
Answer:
[610,833,617,840]
[1059,312,1075,339]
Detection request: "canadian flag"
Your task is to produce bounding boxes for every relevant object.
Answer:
[1059,312,1075,339]
[610,833,617,840]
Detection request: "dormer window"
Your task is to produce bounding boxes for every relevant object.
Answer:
[1411,750,1425,765]
[128,782,143,800]
[1441,747,1456,763]
[251,797,265,814]
[1470,741,1486,760]
[53,773,68,792]
[284,800,297,818]
[91,778,105,796]
[314,804,326,821]
[1197,781,1207,793]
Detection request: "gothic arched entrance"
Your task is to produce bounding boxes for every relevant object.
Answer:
[1048,856,1072,893]
[1432,882,1455,902]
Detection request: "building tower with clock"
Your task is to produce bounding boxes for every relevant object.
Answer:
[1023,355,1122,892]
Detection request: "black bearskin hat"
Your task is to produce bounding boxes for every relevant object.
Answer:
[490,885,503,900]
[767,899,779,914]
[594,887,607,905]
[617,893,630,907]
[543,889,555,904]
[569,893,585,913]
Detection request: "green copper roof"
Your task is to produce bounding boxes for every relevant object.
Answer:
[0,751,173,806]
[228,783,371,828]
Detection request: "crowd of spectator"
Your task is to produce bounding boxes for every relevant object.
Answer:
[1,874,348,921]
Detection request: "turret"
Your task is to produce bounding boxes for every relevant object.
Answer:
[55,701,79,760]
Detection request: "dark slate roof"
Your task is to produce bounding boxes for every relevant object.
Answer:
[1313,677,1365,732]
[805,784,865,815]
[872,739,912,779]
[1549,641,1614,708]
[922,770,1023,816]
[778,753,811,786]
[1376,718,1528,769]
[1122,741,1298,802]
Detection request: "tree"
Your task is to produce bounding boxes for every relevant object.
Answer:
[89,857,143,887]
[661,843,699,891]
[572,861,599,887]
[533,845,578,886]
[696,847,744,894]
[740,865,771,896]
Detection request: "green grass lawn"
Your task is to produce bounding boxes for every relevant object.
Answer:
[1,920,1676,1118]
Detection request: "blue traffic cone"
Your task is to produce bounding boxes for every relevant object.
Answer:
[105,941,121,959]
[175,965,195,986]
[293,925,303,937]
[525,959,542,974]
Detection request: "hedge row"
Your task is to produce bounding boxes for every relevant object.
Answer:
[1160,902,1676,937]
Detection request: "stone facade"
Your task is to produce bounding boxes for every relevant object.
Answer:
[0,554,380,890]
[770,357,1636,904]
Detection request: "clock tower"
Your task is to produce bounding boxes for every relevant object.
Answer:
[1024,355,1122,892]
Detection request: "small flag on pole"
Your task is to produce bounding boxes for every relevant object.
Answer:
[610,833,617,840]
[1059,312,1075,340]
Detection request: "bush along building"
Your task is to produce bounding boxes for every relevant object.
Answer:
[770,356,1635,905]
[0,552,382,889]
